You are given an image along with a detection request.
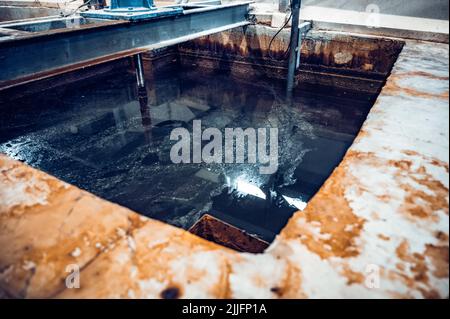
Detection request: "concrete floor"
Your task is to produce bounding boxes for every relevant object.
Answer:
[302,0,449,20]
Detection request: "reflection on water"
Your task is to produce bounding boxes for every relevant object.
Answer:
[0,66,373,242]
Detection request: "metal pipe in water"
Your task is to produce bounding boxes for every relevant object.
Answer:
[134,53,146,89]
[286,0,301,94]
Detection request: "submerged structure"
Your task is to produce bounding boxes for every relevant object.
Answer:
[0,0,448,299]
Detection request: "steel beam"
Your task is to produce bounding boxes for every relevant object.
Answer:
[0,2,251,89]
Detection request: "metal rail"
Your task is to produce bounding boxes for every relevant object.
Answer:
[0,2,251,90]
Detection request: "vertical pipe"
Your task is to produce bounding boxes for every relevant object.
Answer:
[134,53,145,89]
[286,0,301,94]
[138,87,152,143]
[296,26,302,69]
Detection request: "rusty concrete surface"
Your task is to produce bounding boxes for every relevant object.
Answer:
[178,26,404,94]
[0,38,448,298]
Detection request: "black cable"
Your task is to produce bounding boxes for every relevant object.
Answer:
[268,2,293,60]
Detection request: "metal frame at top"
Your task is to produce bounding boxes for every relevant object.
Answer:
[0,1,252,90]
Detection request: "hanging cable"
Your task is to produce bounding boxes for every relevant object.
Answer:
[268,1,293,60]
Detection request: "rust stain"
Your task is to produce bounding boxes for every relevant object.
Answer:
[264,257,305,299]
[0,155,143,298]
[394,240,448,298]
[391,157,449,219]
[281,162,366,259]
[396,241,429,283]
[388,158,449,220]
[383,76,449,100]
[342,265,365,285]
[116,220,240,299]
[222,261,233,299]
[418,288,441,299]
[346,151,448,221]
[435,231,449,242]
[396,263,405,271]
[425,244,449,279]
[178,28,403,82]
[0,163,62,216]
[402,151,449,174]
[395,71,449,81]
[403,177,449,219]
[281,148,448,266]
[282,262,305,298]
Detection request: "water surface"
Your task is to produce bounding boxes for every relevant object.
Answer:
[0,66,374,242]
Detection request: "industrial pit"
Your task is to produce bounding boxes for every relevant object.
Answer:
[0,0,448,300]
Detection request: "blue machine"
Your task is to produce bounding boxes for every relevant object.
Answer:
[81,0,183,21]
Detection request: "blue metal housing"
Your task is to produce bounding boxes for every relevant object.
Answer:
[109,0,155,11]
[81,0,183,21]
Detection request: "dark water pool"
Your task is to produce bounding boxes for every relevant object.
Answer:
[0,66,374,242]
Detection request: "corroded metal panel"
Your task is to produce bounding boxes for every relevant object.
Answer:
[189,214,269,253]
